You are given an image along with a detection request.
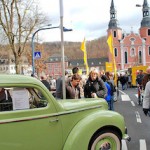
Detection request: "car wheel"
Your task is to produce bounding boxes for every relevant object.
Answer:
[89,130,122,150]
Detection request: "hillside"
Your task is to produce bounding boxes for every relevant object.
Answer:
[43,36,109,60]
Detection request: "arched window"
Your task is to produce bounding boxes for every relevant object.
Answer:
[138,51,142,63]
[124,52,128,64]
[114,48,117,57]
[149,46,150,55]
[113,31,116,37]
[148,29,150,36]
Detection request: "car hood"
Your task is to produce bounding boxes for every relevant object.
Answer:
[57,98,108,111]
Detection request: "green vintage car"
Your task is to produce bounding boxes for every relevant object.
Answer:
[0,75,130,150]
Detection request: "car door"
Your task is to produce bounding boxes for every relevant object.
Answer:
[0,86,62,150]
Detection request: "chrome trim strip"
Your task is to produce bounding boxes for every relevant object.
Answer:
[0,105,101,124]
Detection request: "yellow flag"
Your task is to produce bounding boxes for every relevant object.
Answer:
[107,34,117,86]
[107,34,113,54]
[113,57,117,86]
[80,38,86,52]
[80,38,89,75]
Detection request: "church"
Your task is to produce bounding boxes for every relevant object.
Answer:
[107,0,150,70]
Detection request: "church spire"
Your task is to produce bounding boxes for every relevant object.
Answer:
[143,0,148,7]
[108,0,120,29]
[141,0,150,27]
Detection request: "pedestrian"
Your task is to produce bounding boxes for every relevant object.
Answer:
[142,67,150,90]
[84,67,107,98]
[71,66,84,98]
[66,74,82,99]
[101,75,114,110]
[49,78,56,91]
[119,74,126,90]
[143,81,150,116]
[105,72,116,109]
[136,70,144,87]
[128,74,132,88]
[41,76,51,91]
[56,71,69,99]
[72,66,79,75]
[124,72,129,90]
[101,75,112,109]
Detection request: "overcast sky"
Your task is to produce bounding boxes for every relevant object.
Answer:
[36,0,144,42]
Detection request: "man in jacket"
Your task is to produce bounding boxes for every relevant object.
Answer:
[136,70,144,86]
[66,74,82,99]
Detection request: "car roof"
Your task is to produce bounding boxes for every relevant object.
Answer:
[0,74,40,85]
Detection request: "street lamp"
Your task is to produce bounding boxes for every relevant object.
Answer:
[31,25,60,75]
[31,26,72,76]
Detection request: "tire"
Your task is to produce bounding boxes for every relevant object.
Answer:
[89,129,122,150]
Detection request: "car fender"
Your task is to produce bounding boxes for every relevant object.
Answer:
[63,110,125,150]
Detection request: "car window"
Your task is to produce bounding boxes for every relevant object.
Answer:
[0,87,48,112]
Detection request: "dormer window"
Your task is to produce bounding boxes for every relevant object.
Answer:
[111,13,115,19]
[143,11,149,17]
[130,38,135,45]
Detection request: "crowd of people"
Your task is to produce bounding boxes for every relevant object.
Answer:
[36,66,150,113]
[34,66,117,110]
[54,67,116,111]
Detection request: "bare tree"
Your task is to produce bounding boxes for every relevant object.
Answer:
[0,0,48,73]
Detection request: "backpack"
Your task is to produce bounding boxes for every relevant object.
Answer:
[107,81,116,96]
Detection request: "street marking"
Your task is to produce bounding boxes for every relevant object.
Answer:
[122,139,147,150]
[119,90,126,95]
[122,140,128,150]
[140,139,147,150]
[131,101,135,106]
[135,111,142,123]
[121,95,131,101]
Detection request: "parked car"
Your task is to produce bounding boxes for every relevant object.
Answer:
[0,74,130,150]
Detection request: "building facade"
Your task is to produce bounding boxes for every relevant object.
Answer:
[46,53,108,79]
[0,55,32,75]
[45,54,68,79]
[107,0,150,70]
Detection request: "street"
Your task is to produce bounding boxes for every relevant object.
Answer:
[114,87,150,150]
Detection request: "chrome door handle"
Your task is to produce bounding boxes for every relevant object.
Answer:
[49,118,59,122]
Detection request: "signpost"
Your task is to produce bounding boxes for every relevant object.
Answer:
[34,52,41,59]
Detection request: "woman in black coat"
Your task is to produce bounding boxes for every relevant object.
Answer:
[84,68,107,98]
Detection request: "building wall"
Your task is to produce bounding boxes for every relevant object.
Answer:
[46,62,68,79]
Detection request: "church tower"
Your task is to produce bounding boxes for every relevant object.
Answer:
[139,0,150,66]
[139,0,150,38]
[107,0,122,69]
[107,0,122,40]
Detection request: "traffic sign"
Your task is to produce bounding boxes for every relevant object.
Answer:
[34,52,41,59]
